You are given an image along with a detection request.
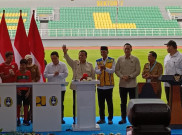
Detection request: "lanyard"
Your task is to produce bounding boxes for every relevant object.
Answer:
[149,61,157,72]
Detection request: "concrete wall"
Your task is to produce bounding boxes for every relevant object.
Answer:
[0,0,96,8]
[10,37,182,47]
[41,38,182,47]
[124,0,182,7]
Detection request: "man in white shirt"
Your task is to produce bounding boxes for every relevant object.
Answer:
[164,40,182,104]
[95,46,115,125]
[44,51,68,124]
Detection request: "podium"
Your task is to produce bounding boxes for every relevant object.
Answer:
[71,80,100,131]
[0,82,68,132]
[0,83,17,132]
[160,75,182,128]
[137,83,158,98]
[33,82,68,132]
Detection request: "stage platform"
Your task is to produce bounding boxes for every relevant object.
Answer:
[3,116,181,135]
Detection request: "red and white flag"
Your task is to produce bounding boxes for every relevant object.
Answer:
[14,10,30,67]
[0,10,14,64]
[28,10,45,82]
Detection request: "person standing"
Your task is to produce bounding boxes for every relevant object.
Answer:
[25,54,40,122]
[115,43,141,124]
[44,51,68,124]
[25,54,40,82]
[16,59,32,126]
[95,46,115,124]
[164,40,182,104]
[142,51,163,98]
[0,51,18,83]
[62,45,95,124]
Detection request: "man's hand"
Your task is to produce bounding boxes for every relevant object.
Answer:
[17,90,21,96]
[143,73,148,79]
[122,75,130,81]
[25,89,30,99]
[54,71,59,76]
[9,69,15,76]
[143,73,151,79]
[1,73,9,80]
[62,45,68,55]
[100,65,106,71]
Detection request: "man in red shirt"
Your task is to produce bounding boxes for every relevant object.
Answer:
[0,51,18,83]
[15,59,32,126]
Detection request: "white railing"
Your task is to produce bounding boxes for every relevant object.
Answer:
[8,28,182,38]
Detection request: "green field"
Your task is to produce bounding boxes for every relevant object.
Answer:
[45,48,182,117]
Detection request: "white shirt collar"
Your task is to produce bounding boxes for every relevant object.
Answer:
[102,57,108,62]
[169,51,179,58]
[50,61,61,66]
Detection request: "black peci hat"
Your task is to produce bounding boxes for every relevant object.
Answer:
[100,46,108,51]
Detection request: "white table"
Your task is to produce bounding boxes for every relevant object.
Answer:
[0,82,68,132]
[32,82,68,132]
[71,80,100,131]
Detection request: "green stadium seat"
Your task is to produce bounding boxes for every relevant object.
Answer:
[46,6,182,37]
[0,8,30,37]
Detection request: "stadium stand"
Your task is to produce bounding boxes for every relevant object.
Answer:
[0,8,41,38]
[1,6,182,37]
[0,8,30,27]
[47,6,182,37]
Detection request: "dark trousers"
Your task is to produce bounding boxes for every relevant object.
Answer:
[17,90,29,106]
[17,90,29,121]
[61,91,65,119]
[165,87,170,104]
[73,90,76,123]
[119,87,136,120]
[97,88,113,120]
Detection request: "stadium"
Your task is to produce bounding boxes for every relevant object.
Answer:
[0,0,182,135]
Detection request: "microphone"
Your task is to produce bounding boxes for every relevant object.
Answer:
[73,64,79,81]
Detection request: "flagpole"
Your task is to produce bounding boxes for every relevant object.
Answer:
[33,10,35,20]
[115,0,119,29]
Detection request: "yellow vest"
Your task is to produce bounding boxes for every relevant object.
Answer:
[96,57,114,87]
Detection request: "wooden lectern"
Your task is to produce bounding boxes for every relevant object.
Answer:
[137,82,158,98]
[160,75,182,128]
[71,80,100,131]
